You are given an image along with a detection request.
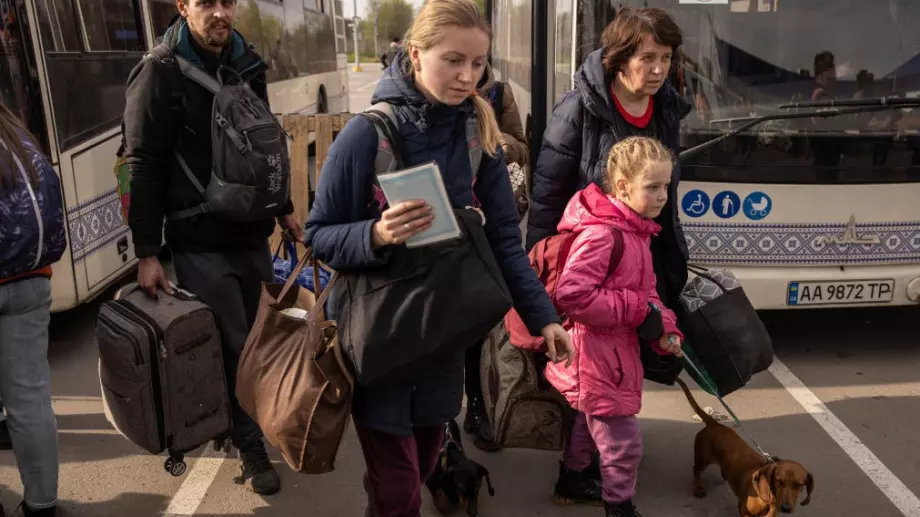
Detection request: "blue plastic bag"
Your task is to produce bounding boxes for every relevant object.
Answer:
[272,241,332,293]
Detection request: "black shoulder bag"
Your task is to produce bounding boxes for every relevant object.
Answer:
[336,110,513,386]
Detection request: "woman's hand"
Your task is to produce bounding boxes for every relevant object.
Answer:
[659,333,683,357]
[542,323,575,367]
[371,199,434,248]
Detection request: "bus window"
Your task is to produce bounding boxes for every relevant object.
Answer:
[77,0,146,51]
[148,0,178,37]
[554,0,574,101]
[3,0,49,152]
[40,0,146,150]
[32,0,81,52]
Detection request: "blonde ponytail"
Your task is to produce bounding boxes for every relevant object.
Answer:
[404,0,498,156]
[471,94,501,157]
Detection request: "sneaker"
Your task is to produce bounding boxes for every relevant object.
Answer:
[0,420,12,450]
[20,503,56,516]
[552,461,604,506]
[605,500,642,517]
[238,441,281,495]
[462,397,501,453]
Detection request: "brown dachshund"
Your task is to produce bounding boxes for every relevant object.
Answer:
[675,378,814,516]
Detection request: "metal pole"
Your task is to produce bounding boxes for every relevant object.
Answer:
[372,0,379,63]
[353,0,362,71]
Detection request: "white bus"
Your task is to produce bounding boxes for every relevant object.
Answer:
[0,0,348,313]
[490,0,920,310]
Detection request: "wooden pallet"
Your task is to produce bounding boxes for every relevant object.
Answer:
[269,113,354,257]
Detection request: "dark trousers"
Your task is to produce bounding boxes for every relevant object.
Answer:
[172,246,272,450]
[358,423,445,517]
[464,338,484,401]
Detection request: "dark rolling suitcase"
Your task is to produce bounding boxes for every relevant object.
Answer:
[96,282,231,476]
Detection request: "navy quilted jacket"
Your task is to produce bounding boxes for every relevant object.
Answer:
[1,132,66,280]
[306,52,559,335]
[527,47,693,306]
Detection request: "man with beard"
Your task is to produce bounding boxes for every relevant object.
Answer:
[121,0,302,495]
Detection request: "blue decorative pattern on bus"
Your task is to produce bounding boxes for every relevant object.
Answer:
[67,189,130,264]
[684,221,920,265]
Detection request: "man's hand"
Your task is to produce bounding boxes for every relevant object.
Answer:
[138,256,173,298]
[279,213,304,243]
[542,323,575,368]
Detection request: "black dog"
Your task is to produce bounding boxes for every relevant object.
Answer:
[425,419,495,516]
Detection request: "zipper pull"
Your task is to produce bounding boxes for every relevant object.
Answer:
[159,341,168,359]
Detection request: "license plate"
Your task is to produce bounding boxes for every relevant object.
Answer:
[786,279,895,306]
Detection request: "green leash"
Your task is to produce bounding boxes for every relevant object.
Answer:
[680,353,775,463]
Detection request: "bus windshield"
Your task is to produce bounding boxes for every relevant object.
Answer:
[584,0,920,183]
[671,0,920,136]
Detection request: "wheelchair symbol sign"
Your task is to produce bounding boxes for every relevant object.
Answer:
[743,192,772,220]
[681,190,710,218]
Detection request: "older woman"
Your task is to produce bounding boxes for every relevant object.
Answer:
[525,7,692,510]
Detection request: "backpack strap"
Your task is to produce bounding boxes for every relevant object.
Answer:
[555,227,624,281]
[466,112,482,178]
[489,82,504,117]
[166,155,211,221]
[174,54,222,94]
[363,102,407,174]
[606,226,625,278]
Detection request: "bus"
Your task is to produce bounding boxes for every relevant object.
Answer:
[490,0,920,310]
[0,0,348,313]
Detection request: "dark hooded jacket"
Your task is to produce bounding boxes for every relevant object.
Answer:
[122,17,292,259]
[305,52,559,434]
[527,47,693,308]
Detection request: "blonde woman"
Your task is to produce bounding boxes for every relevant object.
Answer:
[305,1,572,515]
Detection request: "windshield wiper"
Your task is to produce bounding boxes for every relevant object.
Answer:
[679,101,912,162]
[777,96,920,109]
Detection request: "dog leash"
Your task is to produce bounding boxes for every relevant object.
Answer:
[681,355,775,464]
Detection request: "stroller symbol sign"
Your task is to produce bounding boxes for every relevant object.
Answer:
[743,192,772,220]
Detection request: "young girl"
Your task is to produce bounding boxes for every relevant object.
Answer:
[305,1,572,516]
[546,136,684,517]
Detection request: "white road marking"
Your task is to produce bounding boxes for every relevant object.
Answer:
[770,357,920,516]
[358,80,380,92]
[162,443,228,517]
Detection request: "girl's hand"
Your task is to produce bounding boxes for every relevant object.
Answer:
[659,333,683,357]
[542,323,575,367]
[372,199,434,248]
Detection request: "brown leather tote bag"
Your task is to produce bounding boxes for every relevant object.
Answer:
[236,246,353,474]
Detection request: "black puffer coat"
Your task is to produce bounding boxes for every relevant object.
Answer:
[526,47,693,307]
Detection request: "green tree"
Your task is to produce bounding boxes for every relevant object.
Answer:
[362,0,413,54]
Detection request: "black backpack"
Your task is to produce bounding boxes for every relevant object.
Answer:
[120,44,291,224]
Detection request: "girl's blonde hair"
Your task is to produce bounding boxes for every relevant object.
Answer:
[604,136,672,193]
[404,0,501,157]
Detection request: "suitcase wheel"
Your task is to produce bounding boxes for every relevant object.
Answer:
[165,456,187,477]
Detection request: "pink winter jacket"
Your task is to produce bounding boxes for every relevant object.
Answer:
[544,183,682,418]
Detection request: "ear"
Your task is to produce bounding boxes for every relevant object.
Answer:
[751,464,776,503]
[176,0,189,16]
[478,464,495,496]
[408,44,421,71]
[615,177,629,198]
[802,472,814,506]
